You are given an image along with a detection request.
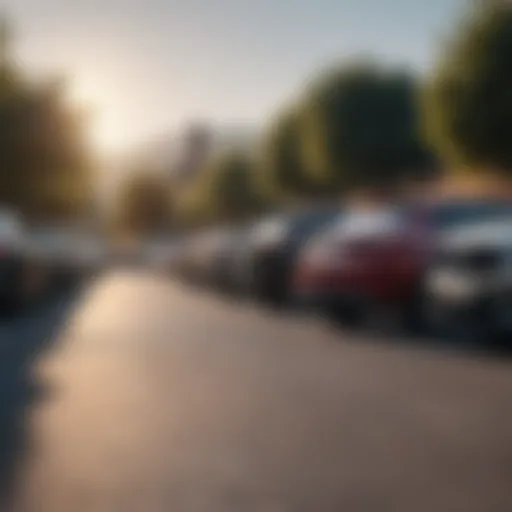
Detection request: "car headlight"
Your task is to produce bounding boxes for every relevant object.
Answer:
[427,268,482,300]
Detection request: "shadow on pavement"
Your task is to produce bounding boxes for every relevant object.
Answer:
[195,280,512,362]
[317,308,512,362]
[0,287,81,507]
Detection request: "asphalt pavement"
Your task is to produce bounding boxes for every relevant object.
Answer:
[1,271,512,511]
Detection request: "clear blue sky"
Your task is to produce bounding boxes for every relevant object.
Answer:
[5,0,466,151]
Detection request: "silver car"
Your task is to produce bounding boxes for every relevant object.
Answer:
[423,216,512,345]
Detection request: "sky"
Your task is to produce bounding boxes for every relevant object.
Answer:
[5,0,466,153]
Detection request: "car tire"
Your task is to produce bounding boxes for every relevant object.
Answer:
[401,286,427,336]
[324,297,365,328]
[0,259,25,316]
[423,295,493,346]
[483,297,512,350]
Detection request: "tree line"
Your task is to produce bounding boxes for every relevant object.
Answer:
[2,1,512,233]
[144,0,512,233]
[0,19,92,224]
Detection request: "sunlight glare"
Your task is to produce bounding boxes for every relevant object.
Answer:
[67,78,130,154]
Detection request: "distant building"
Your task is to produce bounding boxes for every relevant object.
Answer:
[170,122,259,186]
[172,124,214,183]
[113,122,259,194]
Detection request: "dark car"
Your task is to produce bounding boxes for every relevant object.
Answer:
[172,236,196,280]
[293,197,512,329]
[176,228,230,286]
[173,232,205,283]
[208,227,251,292]
[0,213,25,310]
[423,216,512,345]
[245,206,341,304]
[0,211,48,311]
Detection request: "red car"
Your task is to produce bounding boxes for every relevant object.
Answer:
[293,198,512,329]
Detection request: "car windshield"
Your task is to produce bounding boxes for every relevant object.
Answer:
[0,215,22,237]
[442,215,512,249]
[288,209,340,241]
[253,216,290,242]
[333,209,404,238]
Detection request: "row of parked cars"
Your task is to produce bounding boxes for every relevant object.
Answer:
[0,209,109,313]
[172,196,512,345]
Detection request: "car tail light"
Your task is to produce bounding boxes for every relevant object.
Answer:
[304,240,345,267]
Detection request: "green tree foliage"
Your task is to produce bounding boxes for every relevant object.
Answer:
[260,106,319,201]
[302,62,434,191]
[208,151,266,221]
[424,0,512,172]
[115,171,173,235]
[184,151,268,225]
[172,176,214,230]
[0,18,91,220]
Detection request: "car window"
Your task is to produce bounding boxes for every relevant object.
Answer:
[431,201,512,229]
[289,209,340,241]
[335,209,405,238]
[441,215,512,251]
[0,214,23,244]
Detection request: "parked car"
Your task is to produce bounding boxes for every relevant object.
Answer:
[66,232,108,280]
[171,237,194,279]
[196,229,234,287]
[293,197,512,329]
[30,229,108,290]
[172,234,199,282]
[423,216,512,345]
[143,238,178,273]
[0,210,49,311]
[26,228,64,294]
[208,226,251,291]
[178,229,224,285]
[243,206,341,304]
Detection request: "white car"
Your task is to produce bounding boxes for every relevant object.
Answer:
[423,215,512,345]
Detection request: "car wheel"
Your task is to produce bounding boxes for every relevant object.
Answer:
[251,262,268,301]
[0,262,25,316]
[324,297,365,327]
[483,297,512,350]
[423,295,491,346]
[402,294,426,336]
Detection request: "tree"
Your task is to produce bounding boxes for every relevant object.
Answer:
[0,15,18,91]
[183,151,268,225]
[301,61,434,193]
[424,0,512,173]
[260,105,327,201]
[114,171,173,236]
[0,18,91,220]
